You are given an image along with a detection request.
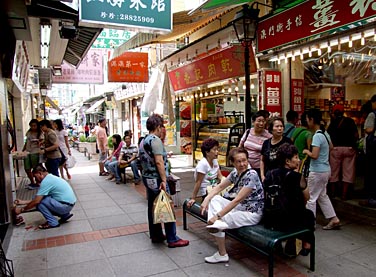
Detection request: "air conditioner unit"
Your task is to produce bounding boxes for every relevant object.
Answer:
[59,25,78,39]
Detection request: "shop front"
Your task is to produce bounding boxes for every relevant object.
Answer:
[256,0,376,191]
[167,42,258,166]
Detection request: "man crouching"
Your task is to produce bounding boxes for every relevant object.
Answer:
[14,165,76,229]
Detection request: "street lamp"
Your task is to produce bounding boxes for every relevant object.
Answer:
[40,89,47,119]
[232,4,259,129]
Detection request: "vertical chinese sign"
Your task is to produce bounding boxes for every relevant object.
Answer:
[52,49,104,84]
[291,79,304,116]
[79,0,172,32]
[108,52,148,82]
[263,70,282,117]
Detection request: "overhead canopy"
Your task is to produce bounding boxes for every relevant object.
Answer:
[45,96,61,112]
[188,0,251,15]
[85,98,105,114]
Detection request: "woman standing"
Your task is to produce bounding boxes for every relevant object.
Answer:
[200,148,264,263]
[53,119,71,180]
[239,111,272,178]
[139,114,189,248]
[260,117,291,182]
[104,134,125,183]
[22,119,43,189]
[187,138,223,208]
[39,120,61,177]
[303,109,340,230]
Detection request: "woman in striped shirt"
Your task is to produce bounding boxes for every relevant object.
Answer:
[239,111,272,178]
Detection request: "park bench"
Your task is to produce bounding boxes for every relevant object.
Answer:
[183,199,315,277]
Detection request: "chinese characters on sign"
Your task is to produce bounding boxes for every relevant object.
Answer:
[92,28,135,48]
[257,0,376,52]
[291,79,304,116]
[108,52,148,82]
[263,70,282,116]
[80,0,172,32]
[52,49,104,84]
[168,46,257,91]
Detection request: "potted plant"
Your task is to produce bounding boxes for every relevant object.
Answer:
[86,136,97,154]
[78,135,87,152]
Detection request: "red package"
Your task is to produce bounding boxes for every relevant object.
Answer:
[179,103,191,119]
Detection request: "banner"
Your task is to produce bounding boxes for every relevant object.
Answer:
[108,52,148,82]
[53,49,104,84]
[168,45,257,91]
[80,0,172,32]
[257,0,376,52]
[263,70,282,117]
[291,79,304,116]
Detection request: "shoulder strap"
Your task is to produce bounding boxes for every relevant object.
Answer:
[317,130,330,145]
[284,126,294,137]
[241,129,251,146]
[228,169,250,194]
[291,128,306,142]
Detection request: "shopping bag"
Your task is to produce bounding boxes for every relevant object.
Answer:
[66,155,76,168]
[153,190,176,224]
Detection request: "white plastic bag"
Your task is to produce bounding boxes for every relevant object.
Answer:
[66,155,76,168]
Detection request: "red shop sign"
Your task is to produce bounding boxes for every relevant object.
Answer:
[291,79,304,116]
[168,45,257,91]
[263,70,282,117]
[257,0,376,53]
[108,52,148,83]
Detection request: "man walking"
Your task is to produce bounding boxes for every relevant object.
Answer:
[14,165,76,229]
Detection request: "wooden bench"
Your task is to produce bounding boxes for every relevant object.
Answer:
[183,199,315,277]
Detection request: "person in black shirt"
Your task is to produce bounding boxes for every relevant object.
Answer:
[260,117,292,182]
[327,104,359,200]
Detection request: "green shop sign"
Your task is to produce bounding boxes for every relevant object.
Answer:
[92,29,135,48]
[79,0,172,32]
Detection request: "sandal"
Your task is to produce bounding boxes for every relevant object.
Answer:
[323,221,341,230]
[99,172,109,176]
[38,222,60,229]
[15,216,25,226]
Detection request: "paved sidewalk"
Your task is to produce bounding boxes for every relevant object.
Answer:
[5,149,376,276]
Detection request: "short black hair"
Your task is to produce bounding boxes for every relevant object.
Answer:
[98,118,106,123]
[146,114,163,131]
[371,94,376,103]
[252,110,268,121]
[32,165,47,174]
[39,119,52,129]
[286,110,299,122]
[201,138,219,158]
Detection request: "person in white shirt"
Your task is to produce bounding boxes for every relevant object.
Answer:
[187,138,223,208]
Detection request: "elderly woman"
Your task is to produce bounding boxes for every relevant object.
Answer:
[200,147,264,264]
[263,143,315,256]
[239,110,272,178]
[260,117,292,182]
[303,109,340,230]
[139,114,189,248]
[187,138,223,208]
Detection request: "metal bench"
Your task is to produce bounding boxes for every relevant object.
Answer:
[183,199,315,277]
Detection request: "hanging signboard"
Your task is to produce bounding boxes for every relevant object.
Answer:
[108,52,149,82]
[53,49,104,84]
[291,79,304,116]
[261,70,282,117]
[79,0,172,32]
[257,0,376,53]
[168,45,257,91]
[92,29,135,49]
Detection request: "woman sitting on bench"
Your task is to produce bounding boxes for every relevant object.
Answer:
[200,147,264,264]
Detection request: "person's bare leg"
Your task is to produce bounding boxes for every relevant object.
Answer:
[216,237,227,256]
[59,165,65,179]
[64,164,71,179]
[99,162,105,173]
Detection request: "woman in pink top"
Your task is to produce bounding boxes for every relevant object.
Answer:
[239,111,272,178]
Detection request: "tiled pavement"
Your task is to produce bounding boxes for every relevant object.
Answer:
[6,149,376,276]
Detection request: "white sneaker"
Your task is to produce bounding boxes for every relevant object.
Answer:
[206,220,229,233]
[205,251,229,263]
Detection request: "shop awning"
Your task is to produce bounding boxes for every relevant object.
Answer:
[85,98,105,114]
[188,0,251,15]
[45,96,61,112]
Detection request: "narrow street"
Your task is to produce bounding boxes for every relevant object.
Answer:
[5,149,376,276]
